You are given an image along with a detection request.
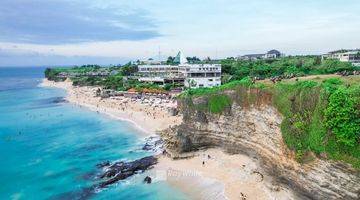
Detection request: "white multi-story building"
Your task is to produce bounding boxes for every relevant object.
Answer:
[322,50,360,66]
[179,64,221,88]
[136,51,222,88]
[137,65,184,84]
[238,49,283,60]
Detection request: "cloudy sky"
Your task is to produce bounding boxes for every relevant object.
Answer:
[0,0,359,66]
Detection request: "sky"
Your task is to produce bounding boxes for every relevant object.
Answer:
[0,0,360,67]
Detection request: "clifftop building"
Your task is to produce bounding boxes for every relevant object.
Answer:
[137,51,221,88]
[238,49,283,60]
[322,49,360,66]
[179,64,221,88]
[137,65,184,84]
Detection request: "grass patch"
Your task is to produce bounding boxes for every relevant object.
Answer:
[208,94,232,114]
[181,77,253,97]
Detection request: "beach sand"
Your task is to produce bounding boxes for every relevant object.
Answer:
[154,149,295,200]
[41,79,294,199]
[40,79,182,136]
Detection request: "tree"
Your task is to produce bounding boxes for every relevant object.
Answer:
[221,73,232,84]
[356,51,360,58]
[296,59,304,68]
[219,59,233,74]
[186,79,197,88]
[44,68,61,81]
[164,83,172,91]
[120,62,138,76]
[102,74,126,90]
[166,56,175,65]
[313,56,322,66]
[186,56,201,63]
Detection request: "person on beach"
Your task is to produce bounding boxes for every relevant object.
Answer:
[240,192,247,200]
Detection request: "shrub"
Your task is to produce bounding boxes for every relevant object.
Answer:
[325,87,360,147]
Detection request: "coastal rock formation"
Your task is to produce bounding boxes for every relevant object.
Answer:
[144,176,152,184]
[142,136,164,153]
[54,156,158,199]
[160,95,360,199]
[98,156,158,188]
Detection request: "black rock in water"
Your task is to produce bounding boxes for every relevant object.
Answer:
[52,97,68,104]
[97,156,157,188]
[144,176,152,184]
[142,144,152,151]
[142,136,164,153]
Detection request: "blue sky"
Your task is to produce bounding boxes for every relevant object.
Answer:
[0,0,360,66]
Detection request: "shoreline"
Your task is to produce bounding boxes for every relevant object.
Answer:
[39,79,182,137]
[40,79,294,200]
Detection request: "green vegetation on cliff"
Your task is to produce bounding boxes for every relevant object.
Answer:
[273,78,359,167]
[44,56,360,167]
[220,56,356,82]
[184,76,360,168]
[208,94,232,114]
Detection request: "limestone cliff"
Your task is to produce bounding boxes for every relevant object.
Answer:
[160,89,360,200]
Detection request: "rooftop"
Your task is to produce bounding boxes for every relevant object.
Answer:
[267,49,281,54]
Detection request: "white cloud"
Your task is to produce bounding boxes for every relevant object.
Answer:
[1,0,360,66]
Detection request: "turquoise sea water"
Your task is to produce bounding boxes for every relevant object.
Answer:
[0,67,187,200]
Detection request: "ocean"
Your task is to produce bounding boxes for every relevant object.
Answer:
[0,67,188,200]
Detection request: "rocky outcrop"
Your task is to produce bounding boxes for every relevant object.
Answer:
[97,156,158,188]
[54,156,158,199]
[160,95,360,199]
[142,136,164,153]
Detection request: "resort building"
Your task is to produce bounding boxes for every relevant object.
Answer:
[179,64,221,88]
[136,51,222,88]
[322,49,360,66]
[238,49,283,60]
[264,49,282,59]
[137,65,184,84]
[239,54,264,61]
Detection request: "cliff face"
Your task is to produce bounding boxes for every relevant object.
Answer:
[160,91,360,200]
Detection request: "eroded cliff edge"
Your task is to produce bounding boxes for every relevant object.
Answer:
[160,88,360,200]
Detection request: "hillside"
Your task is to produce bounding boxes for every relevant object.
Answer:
[161,75,360,199]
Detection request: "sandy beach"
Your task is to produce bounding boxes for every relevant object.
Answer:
[41,79,294,199]
[154,149,295,200]
[40,79,182,136]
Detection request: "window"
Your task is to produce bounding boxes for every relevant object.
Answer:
[190,73,205,77]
